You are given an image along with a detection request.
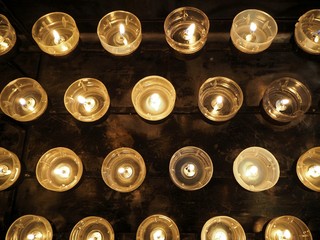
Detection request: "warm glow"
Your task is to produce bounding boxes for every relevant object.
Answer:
[53,165,71,179]
[212,95,224,112]
[307,165,320,178]
[276,98,290,112]
[119,23,128,45]
[19,97,36,111]
[213,231,227,240]
[184,23,196,42]
[0,37,9,49]
[275,229,291,240]
[148,93,162,112]
[245,165,259,179]
[27,232,43,240]
[118,166,133,179]
[250,22,257,32]
[183,163,196,177]
[77,95,96,112]
[0,164,11,176]
[52,29,61,45]
[314,35,319,43]
[152,229,166,240]
[88,231,102,240]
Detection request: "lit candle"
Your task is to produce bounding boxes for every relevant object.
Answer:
[307,165,320,178]
[0,36,9,51]
[275,98,290,112]
[313,30,320,43]
[245,22,257,42]
[146,93,164,114]
[77,95,97,113]
[19,97,36,112]
[244,165,259,180]
[211,96,224,112]
[211,228,228,240]
[275,229,292,240]
[0,164,11,177]
[150,227,166,240]
[118,24,128,45]
[26,231,43,240]
[183,163,197,178]
[53,163,71,180]
[87,231,102,240]
[182,23,196,44]
[117,165,134,180]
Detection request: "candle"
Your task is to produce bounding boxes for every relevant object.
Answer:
[26,231,43,240]
[0,14,16,56]
[117,164,134,180]
[230,9,278,53]
[53,163,71,180]
[132,76,176,121]
[97,11,142,56]
[0,164,11,177]
[182,163,197,178]
[275,98,290,112]
[211,228,228,240]
[307,165,320,178]
[164,7,209,54]
[87,231,102,240]
[244,164,259,180]
[19,97,36,112]
[32,12,80,56]
[274,229,291,240]
[77,95,97,113]
[151,227,166,240]
[211,96,224,112]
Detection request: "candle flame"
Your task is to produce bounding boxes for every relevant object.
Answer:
[275,229,291,240]
[148,93,162,112]
[119,23,128,45]
[54,165,71,179]
[152,229,166,240]
[250,22,257,32]
[185,23,196,41]
[52,29,61,45]
[77,95,96,112]
[19,97,36,111]
[245,165,259,178]
[212,95,224,112]
[308,165,320,178]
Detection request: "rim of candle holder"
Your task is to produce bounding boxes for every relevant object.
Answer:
[262,77,311,123]
[296,146,320,192]
[5,214,53,240]
[36,147,83,192]
[233,146,280,192]
[0,14,17,56]
[0,147,21,191]
[101,147,146,192]
[164,6,210,54]
[265,215,313,240]
[294,9,320,55]
[0,77,48,122]
[32,11,79,56]
[136,214,180,240]
[131,75,176,121]
[198,76,243,122]
[97,10,142,56]
[64,78,110,122]
[169,146,213,191]
[201,215,246,240]
[230,9,278,53]
[69,216,115,240]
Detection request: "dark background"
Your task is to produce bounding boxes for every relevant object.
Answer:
[1,0,320,239]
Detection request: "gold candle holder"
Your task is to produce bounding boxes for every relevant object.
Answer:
[69,216,114,240]
[230,9,278,54]
[164,7,209,54]
[97,10,142,56]
[136,214,180,240]
[0,14,16,56]
[101,147,146,192]
[36,147,83,192]
[201,216,246,240]
[296,146,320,192]
[32,12,79,56]
[0,147,21,191]
[295,9,320,54]
[64,78,110,122]
[0,77,48,122]
[265,215,313,240]
[131,75,176,121]
[5,215,53,240]
[169,146,213,191]
[233,147,280,192]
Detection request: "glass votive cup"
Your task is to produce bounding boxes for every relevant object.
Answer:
[198,77,243,122]
[265,215,312,240]
[296,146,320,192]
[164,7,210,54]
[69,216,114,240]
[136,214,180,240]
[230,9,278,54]
[36,147,83,192]
[0,77,48,122]
[0,14,16,56]
[233,146,280,192]
[64,78,110,122]
[101,147,146,193]
[6,215,53,240]
[295,9,320,54]
[0,147,21,191]
[169,146,213,191]
[201,216,246,240]
[32,12,79,56]
[97,10,142,56]
[262,77,311,123]
[132,75,176,121]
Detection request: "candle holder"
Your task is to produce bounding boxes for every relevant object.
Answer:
[198,77,243,122]
[201,216,246,240]
[36,147,83,192]
[0,14,16,56]
[296,147,320,192]
[230,9,278,54]
[164,7,210,54]
[64,78,110,122]
[0,147,21,191]
[131,76,176,121]
[233,147,280,192]
[265,215,312,240]
[169,146,213,191]
[262,77,311,123]
[69,216,114,240]
[5,215,53,240]
[101,147,146,192]
[295,9,320,54]
[0,77,48,122]
[32,12,79,56]
[136,214,180,240]
[97,10,142,56]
